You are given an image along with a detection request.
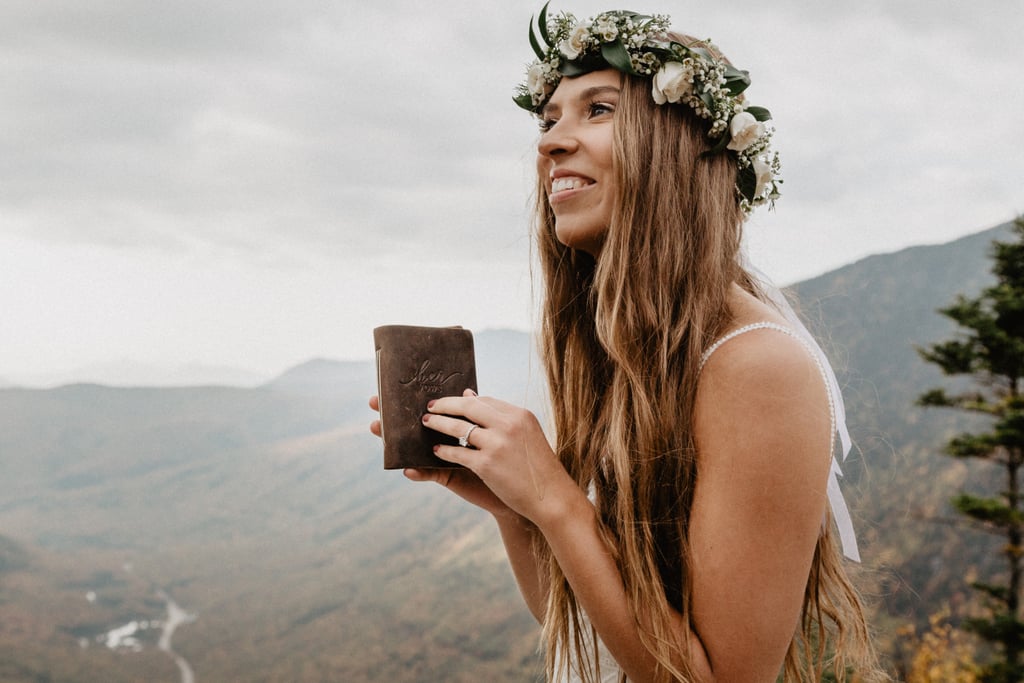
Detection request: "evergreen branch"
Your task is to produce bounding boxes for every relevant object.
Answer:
[971,580,1012,608]
[916,338,980,376]
[952,493,1023,527]
[946,433,1000,459]
[917,387,999,413]
[910,509,1008,537]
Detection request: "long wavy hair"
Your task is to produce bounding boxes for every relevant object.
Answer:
[532,61,886,682]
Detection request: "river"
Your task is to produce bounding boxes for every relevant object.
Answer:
[156,589,196,683]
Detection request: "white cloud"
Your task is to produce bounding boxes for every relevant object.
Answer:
[0,0,1021,382]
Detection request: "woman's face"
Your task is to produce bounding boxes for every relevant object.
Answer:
[536,69,620,256]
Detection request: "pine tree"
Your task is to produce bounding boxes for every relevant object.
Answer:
[918,216,1024,683]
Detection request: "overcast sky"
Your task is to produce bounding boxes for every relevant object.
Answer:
[1,0,1021,386]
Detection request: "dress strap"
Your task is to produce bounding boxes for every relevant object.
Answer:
[700,321,796,369]
[699,321,861,562]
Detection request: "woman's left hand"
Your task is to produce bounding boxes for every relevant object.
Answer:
[421,389,582,526]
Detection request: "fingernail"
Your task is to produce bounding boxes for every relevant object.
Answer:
[466,389,477,396]
[427,400,436,409]
[422,414,430,423]
[432,445,440,453]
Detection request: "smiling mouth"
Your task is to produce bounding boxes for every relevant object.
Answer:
[550,177,594,195]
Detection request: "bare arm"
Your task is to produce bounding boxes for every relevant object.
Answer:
[494,512,547,623]
[416,327,832,681]
[423,393,713,682]
[689,329,834,680]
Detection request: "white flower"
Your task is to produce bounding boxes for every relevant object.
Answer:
[752,156,772,197]
[559,22,590,60]
[726,111,765,151]
[527,62,548,97]
[651,61,694,105]
[594,18,618,42]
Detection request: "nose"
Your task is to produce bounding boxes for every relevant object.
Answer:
[537,120,579,159]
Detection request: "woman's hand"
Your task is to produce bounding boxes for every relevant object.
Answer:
[368,395,510,517]
[420,389,583,526]
[372,389,557,626]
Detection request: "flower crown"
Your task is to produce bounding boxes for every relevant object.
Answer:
[515,4,781,212]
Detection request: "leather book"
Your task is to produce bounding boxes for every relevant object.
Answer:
[374,325,477,469]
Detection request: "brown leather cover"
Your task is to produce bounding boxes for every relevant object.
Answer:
[374,325,477,469]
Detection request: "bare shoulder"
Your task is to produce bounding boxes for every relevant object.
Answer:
[694,320,833,497]
[699,325,826,408]
[700,283,826,410]
[694,283,833,488]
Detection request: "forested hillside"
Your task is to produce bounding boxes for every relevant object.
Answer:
[0,222,1015,680]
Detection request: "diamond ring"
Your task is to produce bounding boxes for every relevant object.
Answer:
[458,424,479,448]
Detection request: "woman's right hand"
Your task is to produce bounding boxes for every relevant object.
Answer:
[368,395,513,518]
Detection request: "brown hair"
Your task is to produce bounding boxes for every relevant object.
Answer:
[533,67,886,682]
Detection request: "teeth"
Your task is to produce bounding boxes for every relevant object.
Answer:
[551,177,591,193]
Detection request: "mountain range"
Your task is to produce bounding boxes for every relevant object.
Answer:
[0,220,1017,681]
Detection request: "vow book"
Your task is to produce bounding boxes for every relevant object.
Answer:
[373,325,478,469]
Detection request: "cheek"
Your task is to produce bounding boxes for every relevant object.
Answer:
[536,155,552,193]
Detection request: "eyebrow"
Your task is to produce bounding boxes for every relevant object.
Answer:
[541,85,621,118]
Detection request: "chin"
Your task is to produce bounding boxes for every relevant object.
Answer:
[555,225,605,256]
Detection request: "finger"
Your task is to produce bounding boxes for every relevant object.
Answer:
[461,389,518,413]
[421,412,486,446]
[369,419,381,437]
[403,467,436,482]
[404,467,456,486]
[427,394,501,426]
[369,395,380,411]
[471,394,515,412]
[432,443,475,468]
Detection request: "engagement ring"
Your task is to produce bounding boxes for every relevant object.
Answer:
[458,424,479,448]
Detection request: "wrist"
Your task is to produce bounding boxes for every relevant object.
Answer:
[532,480,594,538]
[491,506,531,528]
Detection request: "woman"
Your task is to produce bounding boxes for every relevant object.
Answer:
[371,7,886,682]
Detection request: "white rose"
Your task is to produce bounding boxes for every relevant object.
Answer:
[651,61,694,105]
[559,22,590,60]
[726,111,766,151]
[527,63,548,97]
[752,157,773,198]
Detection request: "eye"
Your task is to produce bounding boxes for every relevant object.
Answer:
[538,117,558,132]
[589,101,615,118]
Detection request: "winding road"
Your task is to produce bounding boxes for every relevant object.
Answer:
[156,590,196,683]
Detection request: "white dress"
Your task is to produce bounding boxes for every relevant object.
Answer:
[553,321,857,682]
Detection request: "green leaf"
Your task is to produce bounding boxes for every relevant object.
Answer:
[689,46,713,62]
[703,132,731,156]
[558,51,607,78]
[736,165,756,203]
[600,40,636,75]
[559,59,590,77]
[538,2,552,47]
[698,89,714,112]
[513,93,536,111]
[723,66,750,96]
[746,106,772,122]
[529,22,546,61]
